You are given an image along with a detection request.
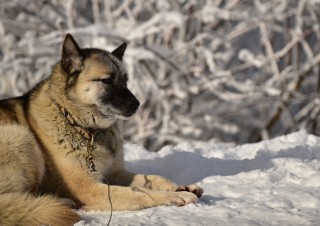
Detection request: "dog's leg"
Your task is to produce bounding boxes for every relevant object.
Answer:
[0,124,44,193]
[56,164,198,211]
[0,125,80,225]
[110,170,204,198]
[79,183,198,211]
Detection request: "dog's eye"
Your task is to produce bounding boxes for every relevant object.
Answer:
[100,78,113,84]
[93,76,114,85]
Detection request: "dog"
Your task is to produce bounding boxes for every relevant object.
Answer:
[0,34,203,225]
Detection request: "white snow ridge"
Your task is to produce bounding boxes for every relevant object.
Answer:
[76,131,320,226]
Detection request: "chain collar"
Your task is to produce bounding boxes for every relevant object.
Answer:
[50,98,100,173]
[54,102,97,141]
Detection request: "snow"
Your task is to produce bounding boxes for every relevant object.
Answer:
[75,131,320,226]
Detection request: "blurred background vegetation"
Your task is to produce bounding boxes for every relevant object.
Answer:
[1,0,320,151]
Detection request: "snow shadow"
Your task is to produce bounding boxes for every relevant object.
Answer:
[125,152,275,185]
[126,143,320,185]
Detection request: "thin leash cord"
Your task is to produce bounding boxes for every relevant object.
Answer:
[106,179,113,226]
[88,132,112,225]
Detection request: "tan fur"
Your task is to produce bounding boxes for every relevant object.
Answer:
[0,125,80,225]
[0,34,203,225]
[0,193,80,226]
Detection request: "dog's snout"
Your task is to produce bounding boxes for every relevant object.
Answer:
[124,88,140,112]
[103,86,140,118]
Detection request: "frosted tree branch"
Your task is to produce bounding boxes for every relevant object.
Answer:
[1,0,320,150]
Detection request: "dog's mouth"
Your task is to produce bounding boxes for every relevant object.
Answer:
[98,105,138,120]
[114,108,139,120]
[122,109,138,118]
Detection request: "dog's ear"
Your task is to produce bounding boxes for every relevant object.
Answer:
[111,42,127,61]
[61,33,84,74]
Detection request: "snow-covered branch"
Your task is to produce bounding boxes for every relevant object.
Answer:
[1,0,320,150]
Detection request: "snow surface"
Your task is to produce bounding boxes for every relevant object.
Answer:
[76,131,320,226]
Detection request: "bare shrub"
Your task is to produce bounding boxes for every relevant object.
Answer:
[1,0,320,151]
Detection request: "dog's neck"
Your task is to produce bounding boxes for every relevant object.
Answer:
[49,97,101,172]
[50,98,99,141]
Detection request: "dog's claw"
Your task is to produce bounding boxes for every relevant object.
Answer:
[175,184,204,198]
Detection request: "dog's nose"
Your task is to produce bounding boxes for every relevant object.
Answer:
[127,97,140,113]
[131,98,140,110]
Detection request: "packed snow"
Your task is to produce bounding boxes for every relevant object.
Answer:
[75,130,320,226]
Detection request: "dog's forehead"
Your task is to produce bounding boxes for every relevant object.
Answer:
[83,49,125,76]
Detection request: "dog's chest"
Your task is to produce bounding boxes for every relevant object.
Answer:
[94,127,122,173]
[57,124,122,178]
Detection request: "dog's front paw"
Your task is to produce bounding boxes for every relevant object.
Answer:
[175,184,204,198]
[166,191,198,206]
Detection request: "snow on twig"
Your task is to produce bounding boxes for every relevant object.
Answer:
[1,0,320,150]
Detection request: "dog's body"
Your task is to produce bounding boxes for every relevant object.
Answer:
[0,34,203,225]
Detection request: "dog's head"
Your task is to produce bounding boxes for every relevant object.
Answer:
[51,34,140,128]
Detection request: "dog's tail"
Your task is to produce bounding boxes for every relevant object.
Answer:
[0,193,81,226]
